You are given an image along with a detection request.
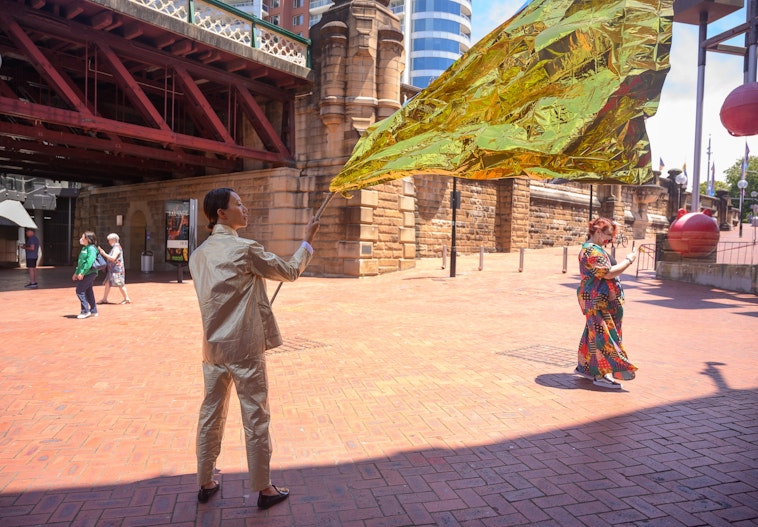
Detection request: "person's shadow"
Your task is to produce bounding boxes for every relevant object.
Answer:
[535,372,629,392]
[536,360,732,393]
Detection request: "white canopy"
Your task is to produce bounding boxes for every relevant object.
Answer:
[0,200,38,229]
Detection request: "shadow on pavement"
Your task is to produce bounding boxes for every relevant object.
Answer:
[1,372,755,526]
[0,266,190,293]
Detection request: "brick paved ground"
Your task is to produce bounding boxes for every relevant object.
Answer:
[0,233,756,526]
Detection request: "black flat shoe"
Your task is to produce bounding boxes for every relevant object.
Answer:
[197,483,220,503]
[257,485,289,509]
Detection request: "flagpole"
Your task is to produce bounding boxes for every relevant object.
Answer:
[706,136,712,196]
[270,192,335,304]
[691,10,709,214]
[739,142,750,238]
[450,177,458,278]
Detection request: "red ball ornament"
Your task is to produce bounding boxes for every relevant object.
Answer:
[668,209,720,258]
[720,82,758,137]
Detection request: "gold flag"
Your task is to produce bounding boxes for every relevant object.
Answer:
[330,0,673,194]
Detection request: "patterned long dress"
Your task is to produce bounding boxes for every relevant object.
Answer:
[576,242,637,380]
[106,243,126,287]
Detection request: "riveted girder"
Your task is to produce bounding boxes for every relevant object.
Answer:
[0,0,312,185]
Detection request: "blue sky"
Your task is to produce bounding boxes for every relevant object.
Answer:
[470,1,753,188]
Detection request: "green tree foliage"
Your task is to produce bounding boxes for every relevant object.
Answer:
[724,155,758,220]
[699,180,730,195]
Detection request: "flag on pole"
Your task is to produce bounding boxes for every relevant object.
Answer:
[659,157,666,173]
[707,163,715,196]
[330,0,674,194]
[742,142,750,181]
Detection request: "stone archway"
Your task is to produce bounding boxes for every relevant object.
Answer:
[127,210,147,272]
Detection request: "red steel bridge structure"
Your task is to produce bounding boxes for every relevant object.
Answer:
[0,0,311,185]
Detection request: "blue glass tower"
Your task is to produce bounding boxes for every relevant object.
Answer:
[390,0,472,88]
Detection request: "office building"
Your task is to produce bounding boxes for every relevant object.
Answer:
[240,0,472,88]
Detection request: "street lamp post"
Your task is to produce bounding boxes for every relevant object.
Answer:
[738,179,749,237]
[676,172,688,210]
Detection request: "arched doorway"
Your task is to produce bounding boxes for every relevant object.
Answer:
[127,210,147,272]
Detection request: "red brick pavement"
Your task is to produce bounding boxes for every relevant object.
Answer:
[0,240,756,526]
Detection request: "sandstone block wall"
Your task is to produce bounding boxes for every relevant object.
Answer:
[414,175,498,257]
[75,168,316,273]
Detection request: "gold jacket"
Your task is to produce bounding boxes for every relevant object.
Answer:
[189,224,312,364]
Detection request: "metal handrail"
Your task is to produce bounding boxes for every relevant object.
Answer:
[635,243,656,277]
[127,0,311,67]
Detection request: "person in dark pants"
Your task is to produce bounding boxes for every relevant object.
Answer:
[73,231,99,319]
[21,228,40,288]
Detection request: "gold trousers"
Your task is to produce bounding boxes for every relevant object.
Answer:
[196,357,271,492]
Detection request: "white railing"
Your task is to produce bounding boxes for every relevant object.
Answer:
[127,0,310,67]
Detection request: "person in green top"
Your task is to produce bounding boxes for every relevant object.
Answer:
[73,231,100,319]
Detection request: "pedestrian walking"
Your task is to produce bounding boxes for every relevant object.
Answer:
[73,231,99,319]
[97,233,132,305]
[575,218,638,389]
[20,228,40,288]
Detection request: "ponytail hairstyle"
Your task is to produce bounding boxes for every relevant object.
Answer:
[203,187,234,230]
[82,231,98,246]
[587,217,618,241]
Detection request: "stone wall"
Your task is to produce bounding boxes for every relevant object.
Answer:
[528,181,598,248]
[658,261,758,294]
[414,175,498,257]
[297,0,409,276]
[74,168,315,273]
[411,176,671,255]
[75,169,734,277]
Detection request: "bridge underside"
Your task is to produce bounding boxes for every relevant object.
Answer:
[0,0,311,185]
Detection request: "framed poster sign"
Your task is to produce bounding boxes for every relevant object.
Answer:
[165,200,191,263]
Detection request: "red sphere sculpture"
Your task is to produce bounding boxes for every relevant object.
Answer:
[720,82,758,137]
[668,209,720,258]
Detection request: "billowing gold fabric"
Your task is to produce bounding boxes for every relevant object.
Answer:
[330,0,673,194]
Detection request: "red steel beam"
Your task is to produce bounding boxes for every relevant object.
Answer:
[0,97,290,163]
[233,80,290,156]
[0,121,239,171]
[12,5,299,101]
[173,64,235,144]
[95,41,171,131]
[0,136,189,175]
[0,13,92,115]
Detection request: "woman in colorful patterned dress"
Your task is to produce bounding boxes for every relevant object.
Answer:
[575,218,638,389]
[97,233,132,305]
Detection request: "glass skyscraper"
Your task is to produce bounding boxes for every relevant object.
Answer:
[228,0,473,89]
[389,0,472,88]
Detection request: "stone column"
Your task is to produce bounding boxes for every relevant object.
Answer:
[303,0,406,276]
[376,27,404,120]
[495,177,530,251]
[318,21,348,158]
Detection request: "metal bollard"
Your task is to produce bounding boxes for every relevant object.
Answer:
[562,246,568,273]
[442,245,447,269]
[519,247,525,272]
[479,246,484,271]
